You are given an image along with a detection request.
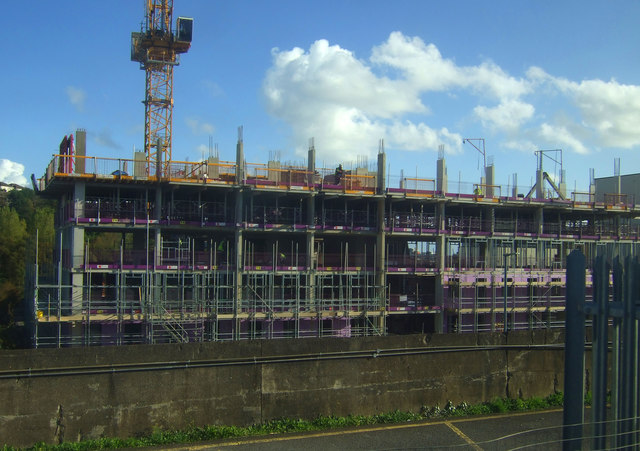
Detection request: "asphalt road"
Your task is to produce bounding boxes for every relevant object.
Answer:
[158,409,582,451]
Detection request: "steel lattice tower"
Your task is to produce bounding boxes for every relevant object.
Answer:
[131,0,192,176]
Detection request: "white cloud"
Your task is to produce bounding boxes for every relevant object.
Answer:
[553,78,640,149]
[263,31,640,162]
[474,100,535,132]
[371,32,531,100]
[540,123,588,154]
[522,70,640,152]
[186,117,215,135]
[504,139,538,153]
[0,159,28,186]
[263,34,470,163]
[66,86,86,112]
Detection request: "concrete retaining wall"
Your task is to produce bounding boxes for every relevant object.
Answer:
[0,330,565,447]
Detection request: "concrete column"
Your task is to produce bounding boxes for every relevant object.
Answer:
[485,164,495,198]
[234,187,244,340]
[306,231,315,311]
[69,181,85,315]
[74,129,86,174]
[536,169,544,199]
[559,170,566,199]
[536,208,544,268]
[154,186,162,221]
[155,137,163,179]
[154,188,162,267]
[234,229,243,340]
[535,207,544,235]
[437,157,447,195]
[307,142,316,187]
[377,147,386,195]
[434,202,446,333]
[134,151,146,178]
[489,207,495,235]
[235,127,244,184]
[376,197,386,326]
[306,196,315,228]
[72,181,85,221]
[207,156,220,179]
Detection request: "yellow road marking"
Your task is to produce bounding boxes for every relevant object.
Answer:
[444,420,483,450]
[176,409,563,450]
[181,421,439,449]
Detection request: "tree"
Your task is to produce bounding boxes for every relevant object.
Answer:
[0,188,57,347]
[0,206,28,325]
[8,189,36,233]
[34,205,55,269]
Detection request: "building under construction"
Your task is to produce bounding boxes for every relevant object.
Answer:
[29,131,640,347]
[27,1,640,347]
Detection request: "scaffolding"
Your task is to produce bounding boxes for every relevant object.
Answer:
[30,137,640,346]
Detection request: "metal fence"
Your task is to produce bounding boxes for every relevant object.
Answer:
[563,250,640,450]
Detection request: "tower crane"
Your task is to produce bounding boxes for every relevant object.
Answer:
[131,1,193,176]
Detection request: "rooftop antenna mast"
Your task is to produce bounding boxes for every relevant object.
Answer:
[131,1,193,175]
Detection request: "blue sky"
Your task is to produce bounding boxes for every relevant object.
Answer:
[1,1,639,194]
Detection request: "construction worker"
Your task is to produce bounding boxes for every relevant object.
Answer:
[335,164,344,185]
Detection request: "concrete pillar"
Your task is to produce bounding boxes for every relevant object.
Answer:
[267,160,281,183]
[436,203,446,268]
[489,207,495,235]
[485,164,495,198]
[207,156,220,179]
[154,187,162,221]
[74,129,86,174]
[154,229,162,269]
[154,188,162,267]
[234,229,243,340]
[434,202,446,333]
[306,231,315,311]
[73,181,85,222]
[536,207,544,268]
[234,190,243,225]
[70,181,85,314]
[233,187,244,340]
[307,143,316,187]
[306,196,315,227]
[377,146,386,195]
[437,157,447,195]
[559,170,566,199]
[376,197,386,331]
[155,137,163,179]
[235,127,244,184]
[536,207,544,235]
[134,151,146,178]
[536,169,544,199]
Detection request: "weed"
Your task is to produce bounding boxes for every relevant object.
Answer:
[10,392,571,451]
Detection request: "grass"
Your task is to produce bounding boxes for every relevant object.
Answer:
[3,392,566,451]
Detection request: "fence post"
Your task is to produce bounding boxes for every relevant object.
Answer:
[611,257,623,448]
[563,249,585,450]
[620,257,638,448]
[591,255,609,450]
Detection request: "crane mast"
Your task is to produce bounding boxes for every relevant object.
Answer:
[131,0,192,176]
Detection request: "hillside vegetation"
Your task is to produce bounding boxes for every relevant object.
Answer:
[0,188,55,348]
